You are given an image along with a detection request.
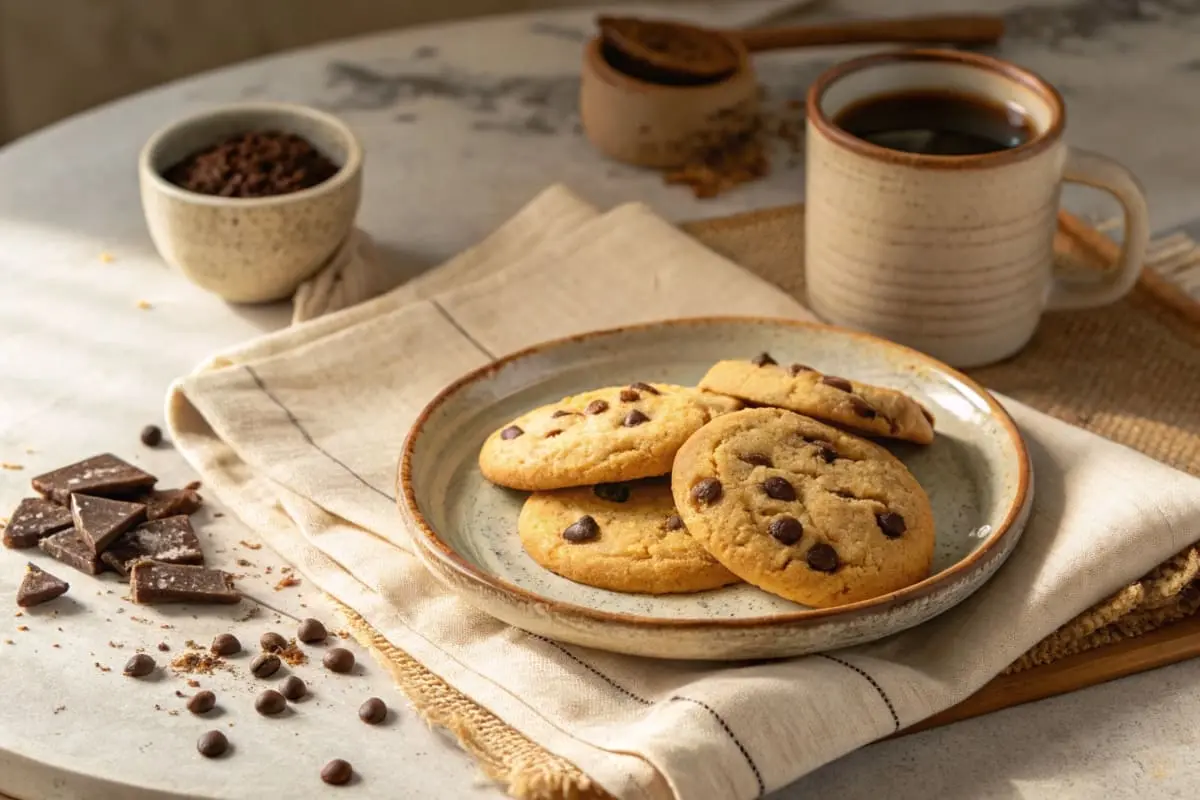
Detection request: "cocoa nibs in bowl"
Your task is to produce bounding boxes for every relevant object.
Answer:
[162,131,340,199]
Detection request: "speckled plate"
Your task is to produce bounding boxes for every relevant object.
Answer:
[398,317,1032,660]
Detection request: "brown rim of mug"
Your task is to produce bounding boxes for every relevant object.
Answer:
[805,48,1066,170]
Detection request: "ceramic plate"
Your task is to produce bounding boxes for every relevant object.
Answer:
[398,318,1031,660]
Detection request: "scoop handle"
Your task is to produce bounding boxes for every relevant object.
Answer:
[735,14,1005,52]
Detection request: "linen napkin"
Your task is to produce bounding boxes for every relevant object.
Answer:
[167,185,1200,800]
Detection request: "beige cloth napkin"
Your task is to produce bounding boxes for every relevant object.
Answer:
[167,185,1200,800]
[291,228,389,324]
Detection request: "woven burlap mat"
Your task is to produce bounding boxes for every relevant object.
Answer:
[335,207,1200,800]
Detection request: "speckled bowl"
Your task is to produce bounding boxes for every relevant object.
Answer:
[398,317,1033,661]
[138,102,363,304]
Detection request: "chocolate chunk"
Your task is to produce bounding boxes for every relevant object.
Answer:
[500,425,524,440]
[187,690,216,715]
[663,514,685,531]
[691,478,722,504]
[815,443,838,464]
[31,453,157,504]
[140,425,163,447]
[260,632,288,653]
[788,364,815,376]
[544,429,563,438]
[584,399,609,415]
[876,512,907,539]
[751,352,777,367]
[740,453,773,468]
[129,561,239,605]
[134,488,203,521]
[593,483,631,503]
[124,653,156,677]
[550,409,576,418]
[101,515,204,576]
[321,759,353,786]
[619,388,640,402]
[323,647,355,674]
[847,396,877,419]
[762,476,796,501]
[820,375,853,392]
[630,382,660,395]
[768,517,804,545]
[358,697,387,725]
[2,498,73,549]
[38,529,104,575]
[250,654,281,678]
[70,494,147,555]
[562,515,600,543]
[16,563,69,607]
[623,409,649,427]
[197,730,228,758]
[279,675,307,701]
[297,618,327,644]
[806,543,839,572]
[255,689,287,716]
[211,633,241,656]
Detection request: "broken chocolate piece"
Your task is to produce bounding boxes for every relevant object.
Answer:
[70,494,147,555]
[100,515,204,576]
[31,453,157,504]
[129,561,239,605]
[2,497,73,548]
[16,562,69,607]
[133,488,203,521]
[38,529,105,575]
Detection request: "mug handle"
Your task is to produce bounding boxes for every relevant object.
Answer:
[1047,147,1151,310]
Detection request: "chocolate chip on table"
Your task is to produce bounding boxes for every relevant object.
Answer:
[255,689,287,716]
[358,697,387,725]
[691,478,723,504]
[321,759,353,786]
[211,633,241,656]
[762,476,796,501]
[584,399,609,415]
[187,690,216,715]
[2,498,73,549]
[260,632,288,653]
[140,425,163,447]
[562,515,600,543]
[768,517,804,545]
[623,409,650,427]
[250,653,282,678]
[663,515,685,531]
[876,512,907,539]
[500,426,524,440]
[789,364,814,376]
[820,375,853,392]
[123,653,156,678]
[297,617,327,644]
[619,388,640,402]
[324,648,356,674]
[197,730,228,758]
[847,396,877,419]
[279,675,307,701]
[16,563,69,607]
[806,543,840,573]
[593,483,631,503]
[163,131,340,199]
[740,453,772,467]
[630,382,660,395]
[751,352,777,367]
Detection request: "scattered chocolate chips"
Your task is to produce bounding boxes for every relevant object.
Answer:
[358,697,387,724]
[2,498,73,549]
[623,409,650,427]
[544,429,563,438]
[619,388,640,402]
[630,382,660,395]
[740,453,773,467]
[663,514,685,531]
[197,730,228,758]
[789,364,815,376]
[129,562,239,605]
[140,425,163,447]
[751,352,777,367]
[324,648,355,674]
[260,632,288,652]
[321,759,353,786]
[250,653,282,678]
[31,453,157,505]
[585,399,609,415]
[297,618,327,644]
[255,689,287,716]
[691,478,723,504]
[805,543,840,573]
[876,512,907,539]
[762,476,796,501]
[123,653,156,678]
[211,633,241,656]
[820,375,853,392]
[593,483,631,503]
[16,563,69,607]
[164,131,340,198]
[500,426,524,440]
[279,675,307,701]
[187,690,216,715]
[562,515,600,543]
[847,396,877,419]
[815,443,838,464]
[768,517,804,545]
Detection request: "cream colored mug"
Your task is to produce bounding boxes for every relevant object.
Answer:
[803,49,1150,368]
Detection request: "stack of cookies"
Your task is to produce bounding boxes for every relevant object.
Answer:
[478,353,938,609]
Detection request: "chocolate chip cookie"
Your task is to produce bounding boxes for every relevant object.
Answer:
[518,479,739,594]
[698,355,935,444]
[671,407,935,608]
[479,383,741,491]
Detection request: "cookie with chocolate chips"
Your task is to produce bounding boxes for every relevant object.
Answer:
[671,408,934,608]
[517,479,739,594]
[478,384,741,491]
[697,357,935,445]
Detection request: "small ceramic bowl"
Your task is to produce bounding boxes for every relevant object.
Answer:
[138,102,364,304]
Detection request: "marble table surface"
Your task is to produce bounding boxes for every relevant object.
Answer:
[3,1,1200,798]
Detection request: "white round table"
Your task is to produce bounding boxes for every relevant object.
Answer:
[3,2,1200,798]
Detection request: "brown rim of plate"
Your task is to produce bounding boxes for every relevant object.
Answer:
[583,34,754,94]
[805,48,1066,170]
[397,316,1031,630]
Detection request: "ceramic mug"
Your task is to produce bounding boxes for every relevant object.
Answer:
[803,49,1150,368]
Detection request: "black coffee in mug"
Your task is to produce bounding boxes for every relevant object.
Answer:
[832,89,1036,156]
